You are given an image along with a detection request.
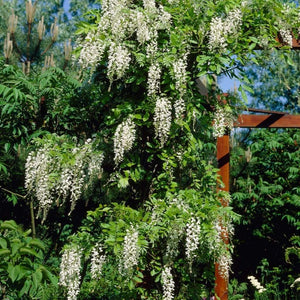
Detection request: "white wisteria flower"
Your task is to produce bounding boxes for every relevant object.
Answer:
[143,0,156,12]
[113,118,136,164]
[173,55,188,96]
[78,31,106,68]
[136,11,151,44]
[279,25,293,47]
[147,62,161,96]
[121,226,140,273]
[25,138,104,220]
[153,97,172,147]
[208,8,242,51]
[91,243,106,280]
[146,38,158,61]
[107,43,131,82]
[25,147,54,222]
[162,266,175,300]
[248,275,267,293]
[225,8,242,35]
[208,17,227,51]
[185,217,201,266]
[59,246,82,300]
[217,251,232,280]
[212,106,234,138]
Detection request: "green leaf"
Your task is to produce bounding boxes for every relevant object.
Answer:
[0,238,8,249]
[19,279,31,297]
[0,249,10,256]
[32,269,43,291]
[8,264,20,283]
[1,220,19,231]
[19,247,41,258]
[28,239,46,251]
[40,265,58,286]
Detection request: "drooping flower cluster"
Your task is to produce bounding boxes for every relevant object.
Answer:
[162,266,175,300]
[25,137,104,221]
[59,246,82,300]
[154,97,172,147]
[185,217,201,266]
[113,118,136,164]
[90,243,106,280]
[173,54,188,119]
[208,8,242,51]
[107,43,131,82]
[78,0,171,79]
[136,11,151,44]
[217,250,232,280]
[120,226,139,273]
[78,31,106,68]
[279,26,293,47]
[147,62,161,97]
[25,147,55,222]
[248,275,267,293]
[212,106,235,138]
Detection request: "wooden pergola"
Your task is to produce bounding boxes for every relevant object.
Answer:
[215,110,300,300]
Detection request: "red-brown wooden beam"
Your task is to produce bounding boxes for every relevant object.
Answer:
[215,134,230,300]
[234,114,300,128]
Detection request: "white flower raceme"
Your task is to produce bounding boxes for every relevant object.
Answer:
[147,62,161,96]
[208,17,227,51]
[225,8,242,35]
[185,217,201,266]
[173,55,188,96]
[59,246,82,300]
[58,167,73,203]
[91,243,106,280]
[88,153,104,182]
[157,5,172,30]
[25,138,104,220]
[107,43,131,81]
[212,106,234,138]
[208,8,242,51]
[154,97,172,147]
[100,0,133,39]
[146,38,158,60]
[136,11,151,44]
[217,251,232,280]
[121,226,140,273]
[78,31,106,68]
[143,0,156,12]
[248,275,267,293]
[174,98,185,119]
[173,55,188,119]
[162,266,175,300]
[69,157,85,214]
[113,118,136,164]
[279,25,293,47]
[25,148,54,222]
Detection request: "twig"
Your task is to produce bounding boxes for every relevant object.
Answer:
[0,186,26,199]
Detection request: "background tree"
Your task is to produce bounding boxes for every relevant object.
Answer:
[229,49,300,298]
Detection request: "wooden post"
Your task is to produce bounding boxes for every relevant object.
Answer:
[215,134,230,300]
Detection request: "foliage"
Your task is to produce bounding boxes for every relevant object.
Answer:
[0,220,58,299]
[0,56,81,210]
[245,50,300,113]
[1,0,300,299]
[230,128,300,298]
